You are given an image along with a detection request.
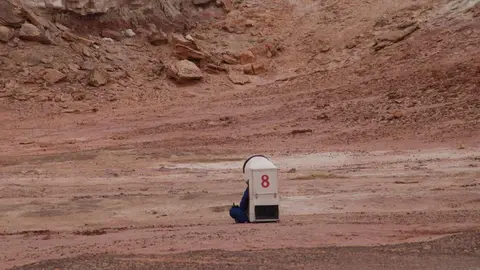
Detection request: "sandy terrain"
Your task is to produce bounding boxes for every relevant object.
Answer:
[11,232,480,269]
[1,0,479,269]
[1,148,479,269]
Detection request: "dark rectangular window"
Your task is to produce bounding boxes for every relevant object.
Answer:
[255,205,279,220]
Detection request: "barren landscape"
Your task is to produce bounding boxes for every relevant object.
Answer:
[0,0,479,269]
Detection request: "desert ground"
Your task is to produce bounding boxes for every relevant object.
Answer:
[0,0,479,269]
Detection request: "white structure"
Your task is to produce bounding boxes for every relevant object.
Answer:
[243,155,280,223]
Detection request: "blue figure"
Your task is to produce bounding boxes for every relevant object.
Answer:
[229,184,249,223]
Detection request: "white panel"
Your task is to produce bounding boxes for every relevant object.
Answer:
[244,156,280,222]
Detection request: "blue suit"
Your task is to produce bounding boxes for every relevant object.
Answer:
[229,187,249,223]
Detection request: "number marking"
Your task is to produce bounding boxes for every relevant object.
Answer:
[261,175,270,188]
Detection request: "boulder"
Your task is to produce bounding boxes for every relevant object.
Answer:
[88,68,109,87]
[228,71,250,85]
[19,23,40,41]
[43,69,66,84]
[0,0,25,28]
[18,23,53,44]
[0,26,13,42]
[167,60,203,82]
[174,44,207,60]
[101,29,122,41]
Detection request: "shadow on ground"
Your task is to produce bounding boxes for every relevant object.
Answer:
[11,232,480,270]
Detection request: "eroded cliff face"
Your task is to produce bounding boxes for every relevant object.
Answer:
[20,0,183,16]
[7,0,195,36]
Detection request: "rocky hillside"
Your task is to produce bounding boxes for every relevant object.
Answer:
[1,0,279,116]
[0,0,479,156]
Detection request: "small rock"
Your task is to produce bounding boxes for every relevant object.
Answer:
[101,29,122,41]
[55,23,70,31]
[185,34,194,41]
[80,61,95,71]
[41,56,54,64]
[0,26,13,43]
[287,168,297,173]
[242,64,253,74]
[71,91,86,101]
[124,29,136,38]
[219,0,233,12]
[316,113,329,120]
[194,33,206,40]
[345,40,357,49]
[167,60,203,83]
[222,54,238,64]
[291,129,313,135]
[193,0,214,5]
[206,63,227,74]
[397,21,417,30]
[245,20,255,27]
[237,50,255,64]
[101,37,114,43]
[393,111,403,119]
[174,44,207,60]
[252,62,266,74]
[149,31,168,46]
[228,71,250,85]
[147,23,158,33]
[88,68,109,87]
[82,47,92,57]
[106,47,118,54]
[374,24,419,50]
[169,33,193,47]
[104,64,115,72]
[43,69,66,84]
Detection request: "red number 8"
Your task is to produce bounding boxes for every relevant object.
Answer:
[261,175,270,188]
